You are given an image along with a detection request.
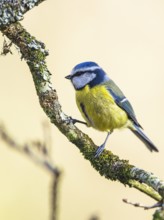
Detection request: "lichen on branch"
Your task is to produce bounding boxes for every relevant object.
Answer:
[0,0,45,27]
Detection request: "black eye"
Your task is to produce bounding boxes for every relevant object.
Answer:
[75,71,84,76]
[73,71,85,77]
[75,70,95,76]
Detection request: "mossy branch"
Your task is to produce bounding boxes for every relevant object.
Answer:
[0,2,163,217]
[0,0,45,27]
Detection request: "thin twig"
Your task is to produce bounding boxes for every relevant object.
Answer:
[50,173,61,220]
[1,37,13,55]
[0,123,59,176]
[123,198,163,210]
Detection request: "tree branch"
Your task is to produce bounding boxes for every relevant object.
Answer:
[0,0,45,27]
[0,3,163,209]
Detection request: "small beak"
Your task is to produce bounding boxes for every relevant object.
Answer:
[65,75,72,80]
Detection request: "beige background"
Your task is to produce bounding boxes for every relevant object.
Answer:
[0,0,164,219]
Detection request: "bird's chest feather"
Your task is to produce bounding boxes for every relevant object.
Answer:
[76,85,128,131]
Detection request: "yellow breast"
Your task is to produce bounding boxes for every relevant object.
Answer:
[76,85,128,131]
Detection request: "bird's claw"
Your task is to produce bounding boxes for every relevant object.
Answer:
[94,144,105,158]
[64,116,76,125]
[65,116,87,125]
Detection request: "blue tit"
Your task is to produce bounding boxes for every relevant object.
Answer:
[65,61,159,157]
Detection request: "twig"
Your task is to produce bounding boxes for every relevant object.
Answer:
[50,173,61,220]
[1,37,13,55]
[123,198,163,210]
[0,123,59,176]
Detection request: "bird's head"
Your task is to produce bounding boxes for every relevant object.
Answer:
[65,61,109,90]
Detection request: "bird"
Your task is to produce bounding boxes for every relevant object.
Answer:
[65,61,159,157]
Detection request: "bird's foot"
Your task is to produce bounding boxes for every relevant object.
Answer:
[94,144,105,158]
[94,132,111,157]
[65,116,87,125]
[72,119,87,125]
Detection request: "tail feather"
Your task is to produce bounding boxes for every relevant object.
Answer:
[131,124,159,152]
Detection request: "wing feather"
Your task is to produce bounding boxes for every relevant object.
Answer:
[105,79,142,128]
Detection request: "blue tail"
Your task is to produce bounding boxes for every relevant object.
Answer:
[131,124,158,152]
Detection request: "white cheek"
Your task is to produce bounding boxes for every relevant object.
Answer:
[72,76,85,89]
[72,73,96,89]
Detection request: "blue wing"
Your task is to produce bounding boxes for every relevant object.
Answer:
[105,79,142,128]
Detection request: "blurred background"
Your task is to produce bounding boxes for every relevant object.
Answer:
[0,0,164,219]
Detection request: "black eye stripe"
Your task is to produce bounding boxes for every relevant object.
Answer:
[74,71,84,76]
[73,70,95,77]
